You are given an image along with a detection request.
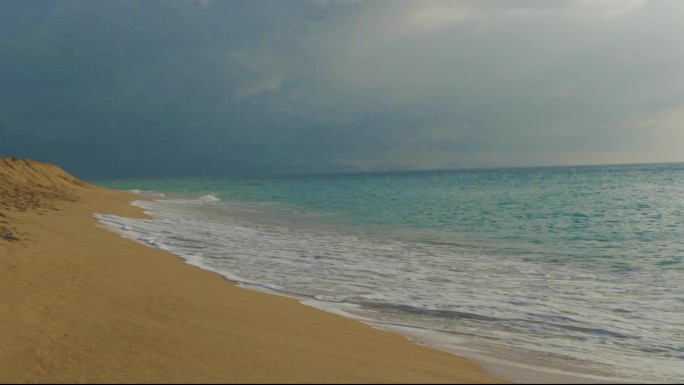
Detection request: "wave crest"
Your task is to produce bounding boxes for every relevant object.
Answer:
[198,194,221,202]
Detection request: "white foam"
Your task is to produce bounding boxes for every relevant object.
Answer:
[126,189,166,198]
[93,198,682,384]
[198,194,221,202]
[371,324,640,384]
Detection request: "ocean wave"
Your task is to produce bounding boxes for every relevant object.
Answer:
[93,194,684,383]
[198,194,221,202]
[127,189,166,197]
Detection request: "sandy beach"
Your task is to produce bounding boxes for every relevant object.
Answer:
[0,158,505,383]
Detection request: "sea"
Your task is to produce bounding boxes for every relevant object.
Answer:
[93,163,684,383]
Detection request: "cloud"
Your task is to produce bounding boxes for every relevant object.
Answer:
[190,0,214,8]
[630,105,684,129]
[405,2,475,32]
[576,0,647,18]
[0,0,683,178]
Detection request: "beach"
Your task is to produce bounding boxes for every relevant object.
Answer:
[0,158,504,383]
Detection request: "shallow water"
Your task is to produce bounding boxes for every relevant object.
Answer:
[96,163,684,383]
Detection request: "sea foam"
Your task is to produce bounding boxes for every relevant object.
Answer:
[93,164,684,383]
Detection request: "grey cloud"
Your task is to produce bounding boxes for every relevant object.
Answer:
[1,0,682,178]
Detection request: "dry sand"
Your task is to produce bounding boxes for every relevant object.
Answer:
[0,158,506,383]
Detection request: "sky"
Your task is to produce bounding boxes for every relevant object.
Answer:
[1,0,683,178]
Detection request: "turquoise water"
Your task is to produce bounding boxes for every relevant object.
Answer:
[95,163,684,383]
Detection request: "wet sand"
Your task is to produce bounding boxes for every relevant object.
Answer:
[0,158,505,383]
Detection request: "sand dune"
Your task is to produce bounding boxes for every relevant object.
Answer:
[0,158,85,241]
[0,158,504,383]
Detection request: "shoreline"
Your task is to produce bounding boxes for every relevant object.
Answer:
[0,161,505,383]
[97,193,636,385]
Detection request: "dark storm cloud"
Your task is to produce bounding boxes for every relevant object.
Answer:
[1,0,683,178]
[0,0,337,177]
